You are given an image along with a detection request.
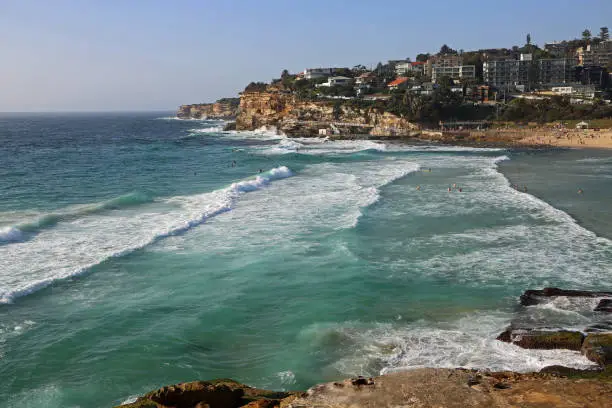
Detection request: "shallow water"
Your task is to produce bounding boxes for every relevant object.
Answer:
[0,113,610,407]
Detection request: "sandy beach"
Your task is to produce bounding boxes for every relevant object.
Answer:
[519,129,612,149]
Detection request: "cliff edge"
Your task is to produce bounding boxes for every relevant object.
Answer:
[177,98,240,120]
[235,86,418,137]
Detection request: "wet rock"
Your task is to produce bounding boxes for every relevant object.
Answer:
[539,365,603,377]
[223,121,237,131]
[351,376,374,387]
[585,321,612,332]
[581,333,612,366]
[594,299,612,313]
[497,328,584,350]
[118,379,299,408]
[520,288,612,306]
[493,382,511,390]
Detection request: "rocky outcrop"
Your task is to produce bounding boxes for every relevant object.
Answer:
[520,288,612,306]
[582,333,612,366]
[497,329,584,350]
[121,369,612,408]
[235,89,418,137]
[118,379,302,408]
[177,98,240,120]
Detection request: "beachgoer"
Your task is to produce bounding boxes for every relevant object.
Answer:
[578,188,583,194]
[232,160,236,167]
[448,187,451,192]
[452,183,457,188]
[416,185,421,191]
[259,169,263,173]
[459,188,462,192]
[523,186,528,192]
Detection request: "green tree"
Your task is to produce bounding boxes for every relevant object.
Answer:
[582,29,592,45]
[526,33,532,46]
[439,44,457,55]
[601,27,609,41]
[416,53,430,62]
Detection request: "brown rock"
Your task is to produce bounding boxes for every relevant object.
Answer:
[582,333,612,366]
[595,299,612,313]
[284,368,612,408]
[497,328,584,350]
[118,379,299,408]
[520,287,612,306]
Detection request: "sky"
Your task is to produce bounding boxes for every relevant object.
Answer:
[1,0,611,111]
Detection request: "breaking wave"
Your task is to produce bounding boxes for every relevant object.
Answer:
[0,167,294,304]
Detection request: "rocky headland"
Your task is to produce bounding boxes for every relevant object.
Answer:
[177,98,240,120]
[119,288,612,408]
[234,85,418,137]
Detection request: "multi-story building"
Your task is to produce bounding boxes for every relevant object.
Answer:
[425,54,463,77]
[537,58,577,85]
[484,54,576,89]
[431,65,476,82]
[576,65,609,88]
[483,60,523,88]
[395,61,425,76]
[583,40,612,68]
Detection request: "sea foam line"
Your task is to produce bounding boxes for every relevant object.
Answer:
[0,192,153,244]
[0,167,294,305]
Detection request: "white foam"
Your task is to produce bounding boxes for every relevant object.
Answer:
[0,226,24,243]
[0,167,294,304]
[299,313,597,379]
[190,125,224,134]
[155,159,420,256]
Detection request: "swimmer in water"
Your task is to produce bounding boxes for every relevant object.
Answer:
[448,187,452,192]
[259,169,263,173]
[459,187,462,192]
[452,183,457,188]
[578,188,583,194]
[416,185,421,191]
[231,160,236,167]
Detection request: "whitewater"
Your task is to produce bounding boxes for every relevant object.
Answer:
[0,113,611,408]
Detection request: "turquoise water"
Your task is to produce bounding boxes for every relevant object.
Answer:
[0,113,611,407]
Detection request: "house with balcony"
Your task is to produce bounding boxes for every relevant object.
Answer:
[431,65,476,83]
[395,61,425,76]
[316,76,354,87]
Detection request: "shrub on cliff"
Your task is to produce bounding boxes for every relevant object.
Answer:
[244,82,269,93]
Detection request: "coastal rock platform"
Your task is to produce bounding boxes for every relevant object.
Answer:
[119,369,612,408]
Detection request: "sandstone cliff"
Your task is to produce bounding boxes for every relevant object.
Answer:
[235,89,418,137]
[177,98,240,120]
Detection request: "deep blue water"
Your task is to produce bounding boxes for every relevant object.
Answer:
[0,113,610,407]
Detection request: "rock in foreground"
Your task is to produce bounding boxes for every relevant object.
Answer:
[118,379,301,408]
[497,328,584,350]
[119,369,612,408]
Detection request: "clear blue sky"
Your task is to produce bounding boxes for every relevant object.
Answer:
[1,0,610,111]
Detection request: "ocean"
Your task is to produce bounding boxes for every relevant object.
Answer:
[0,113,611,407]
